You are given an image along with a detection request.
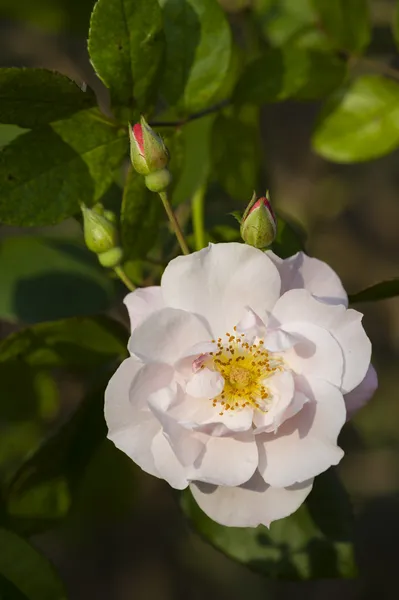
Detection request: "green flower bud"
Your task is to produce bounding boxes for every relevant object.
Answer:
[81,204,123,267]
[144,168,172,193]
[240,192,277,249]
[81,204,119,254]
[98,247,124,268]
[129,116,169,175]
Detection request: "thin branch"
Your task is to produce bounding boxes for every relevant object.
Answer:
[315,18,399,83]
[355,56,399,83]
[149,99,230,128]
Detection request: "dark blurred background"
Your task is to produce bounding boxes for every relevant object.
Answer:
[1,0,399,598]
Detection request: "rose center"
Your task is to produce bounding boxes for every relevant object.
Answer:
[205,329,284,416]
[228,365,253,389]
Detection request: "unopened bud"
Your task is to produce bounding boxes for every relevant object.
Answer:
[240,192,277,249]
[145,168,172,193]
[129,116,169,175]
[81,203,123,267]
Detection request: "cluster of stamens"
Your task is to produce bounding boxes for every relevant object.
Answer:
[200,327,283,416]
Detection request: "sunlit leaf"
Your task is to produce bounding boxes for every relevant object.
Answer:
[159,0,232,113]
[0,124,27,148]
[88,0,164,116]
[312,76,399,163]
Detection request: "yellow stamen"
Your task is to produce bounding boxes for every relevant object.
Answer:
[209,332,283,415]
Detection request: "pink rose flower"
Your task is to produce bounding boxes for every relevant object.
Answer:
[105,244,377,527]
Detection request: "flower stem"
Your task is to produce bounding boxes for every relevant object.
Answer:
[158,191,190,255]
[192,184,206,251]
[114,265,136,291]
[149,99,230,128]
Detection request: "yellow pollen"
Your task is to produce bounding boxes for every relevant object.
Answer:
[229,365,253,389]
[207,332,284,415]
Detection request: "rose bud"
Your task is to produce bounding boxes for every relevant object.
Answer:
[129,115,169,176]
[240,192,277,249]
[81,203,123,268]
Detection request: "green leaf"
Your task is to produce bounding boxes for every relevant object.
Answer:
[0,368,60,491]
[211,105,260,201]
[159,127,186,201]
[0,424,42,480]
[349,278,399,304]
[0,236,117,323]
[306,469,354,541]
[210,224,240,242]
[160,0,232,113]
[121,168,162,260]
[208,41,243,105]
[0,315,128,370]
[0,68,96,128]
[311,0,370,54]
[68,439,138,526]
[88,0,164,116]
[182,469,356,580]
[312,75,399,163]
[0,373,59,529]
[6,479,71,533]
[254,0,330,50]
[0,363,55,424]
[234,47,346,104]
[272,215,306,258]
[8,373,112,504]
[0,108,127,226]
[0,318,127,533]
[168,115,214,206]
[0,528,66,600]
[0,124,27,148]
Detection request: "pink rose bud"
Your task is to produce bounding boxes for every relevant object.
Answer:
[240,192,277,249]
[129,115,169,176]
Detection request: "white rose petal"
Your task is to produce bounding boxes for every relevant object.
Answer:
[161,242,281,337]
[190,471,314,528]
[123,286,164,331]
[267,250,348,306]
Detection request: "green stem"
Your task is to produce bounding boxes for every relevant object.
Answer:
[192,184,206,251]
[158,191,190,255]
[114,265,136,291]
[150,99,230,128]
